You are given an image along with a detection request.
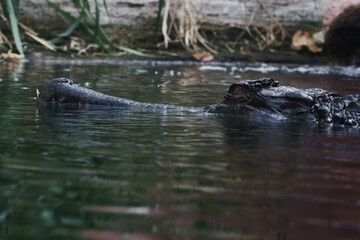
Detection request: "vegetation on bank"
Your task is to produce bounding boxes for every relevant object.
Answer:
[0,0,151,58]
[0,0,323,60]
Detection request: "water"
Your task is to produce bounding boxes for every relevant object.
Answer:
[1,59,360,240]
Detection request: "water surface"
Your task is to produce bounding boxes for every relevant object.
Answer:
[1,59,360,240]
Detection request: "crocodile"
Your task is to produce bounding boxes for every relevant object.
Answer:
[37,77,360,126]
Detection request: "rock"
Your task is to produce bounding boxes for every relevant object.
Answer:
[21,0,331,28]
[322,0,360,34]
[323,0,360,62]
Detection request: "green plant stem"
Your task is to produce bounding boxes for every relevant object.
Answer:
[154,0,165,40]
[46,0,110,52]
[46,0,152,56]
[6,0,24,56]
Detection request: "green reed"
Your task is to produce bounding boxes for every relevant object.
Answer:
[0,0,152,57]
[0,0,24,56]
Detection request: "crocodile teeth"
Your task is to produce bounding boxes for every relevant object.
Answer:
[36,89,40,100]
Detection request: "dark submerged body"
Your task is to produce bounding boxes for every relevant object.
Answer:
[38,78,360,126]
[38,78,137,107]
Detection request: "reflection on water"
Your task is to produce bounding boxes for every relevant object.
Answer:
[1,59,360,240]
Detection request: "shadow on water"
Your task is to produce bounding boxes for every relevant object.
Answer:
[1,60,360,240]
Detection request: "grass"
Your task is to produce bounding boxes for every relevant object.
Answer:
[0,0,23,56]
[0,0,288,59]
[0,0,151,58]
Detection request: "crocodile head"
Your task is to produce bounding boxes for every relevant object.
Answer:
[36,78,74,102]
[224,78,279,105]
[223,78,322,117]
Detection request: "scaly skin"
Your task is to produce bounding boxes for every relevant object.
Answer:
[38,78,360,126]
[37,78,199,113]
[38,78,136,107]
[222,78,360,126]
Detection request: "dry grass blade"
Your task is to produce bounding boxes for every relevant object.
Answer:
[232,0,286,52]
[18,22,37,35]
[25,32,56,51]
[0,29,13,50]
[258,1,286,42]
[77,44,99,55]
[18,22,56,51]
[161,0,217,54]
[161,0,171,48]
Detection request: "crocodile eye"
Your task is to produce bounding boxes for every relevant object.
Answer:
[228,84,246,95]
[234,87,245,95]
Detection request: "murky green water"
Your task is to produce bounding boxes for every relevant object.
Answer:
[1,59,360,240]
